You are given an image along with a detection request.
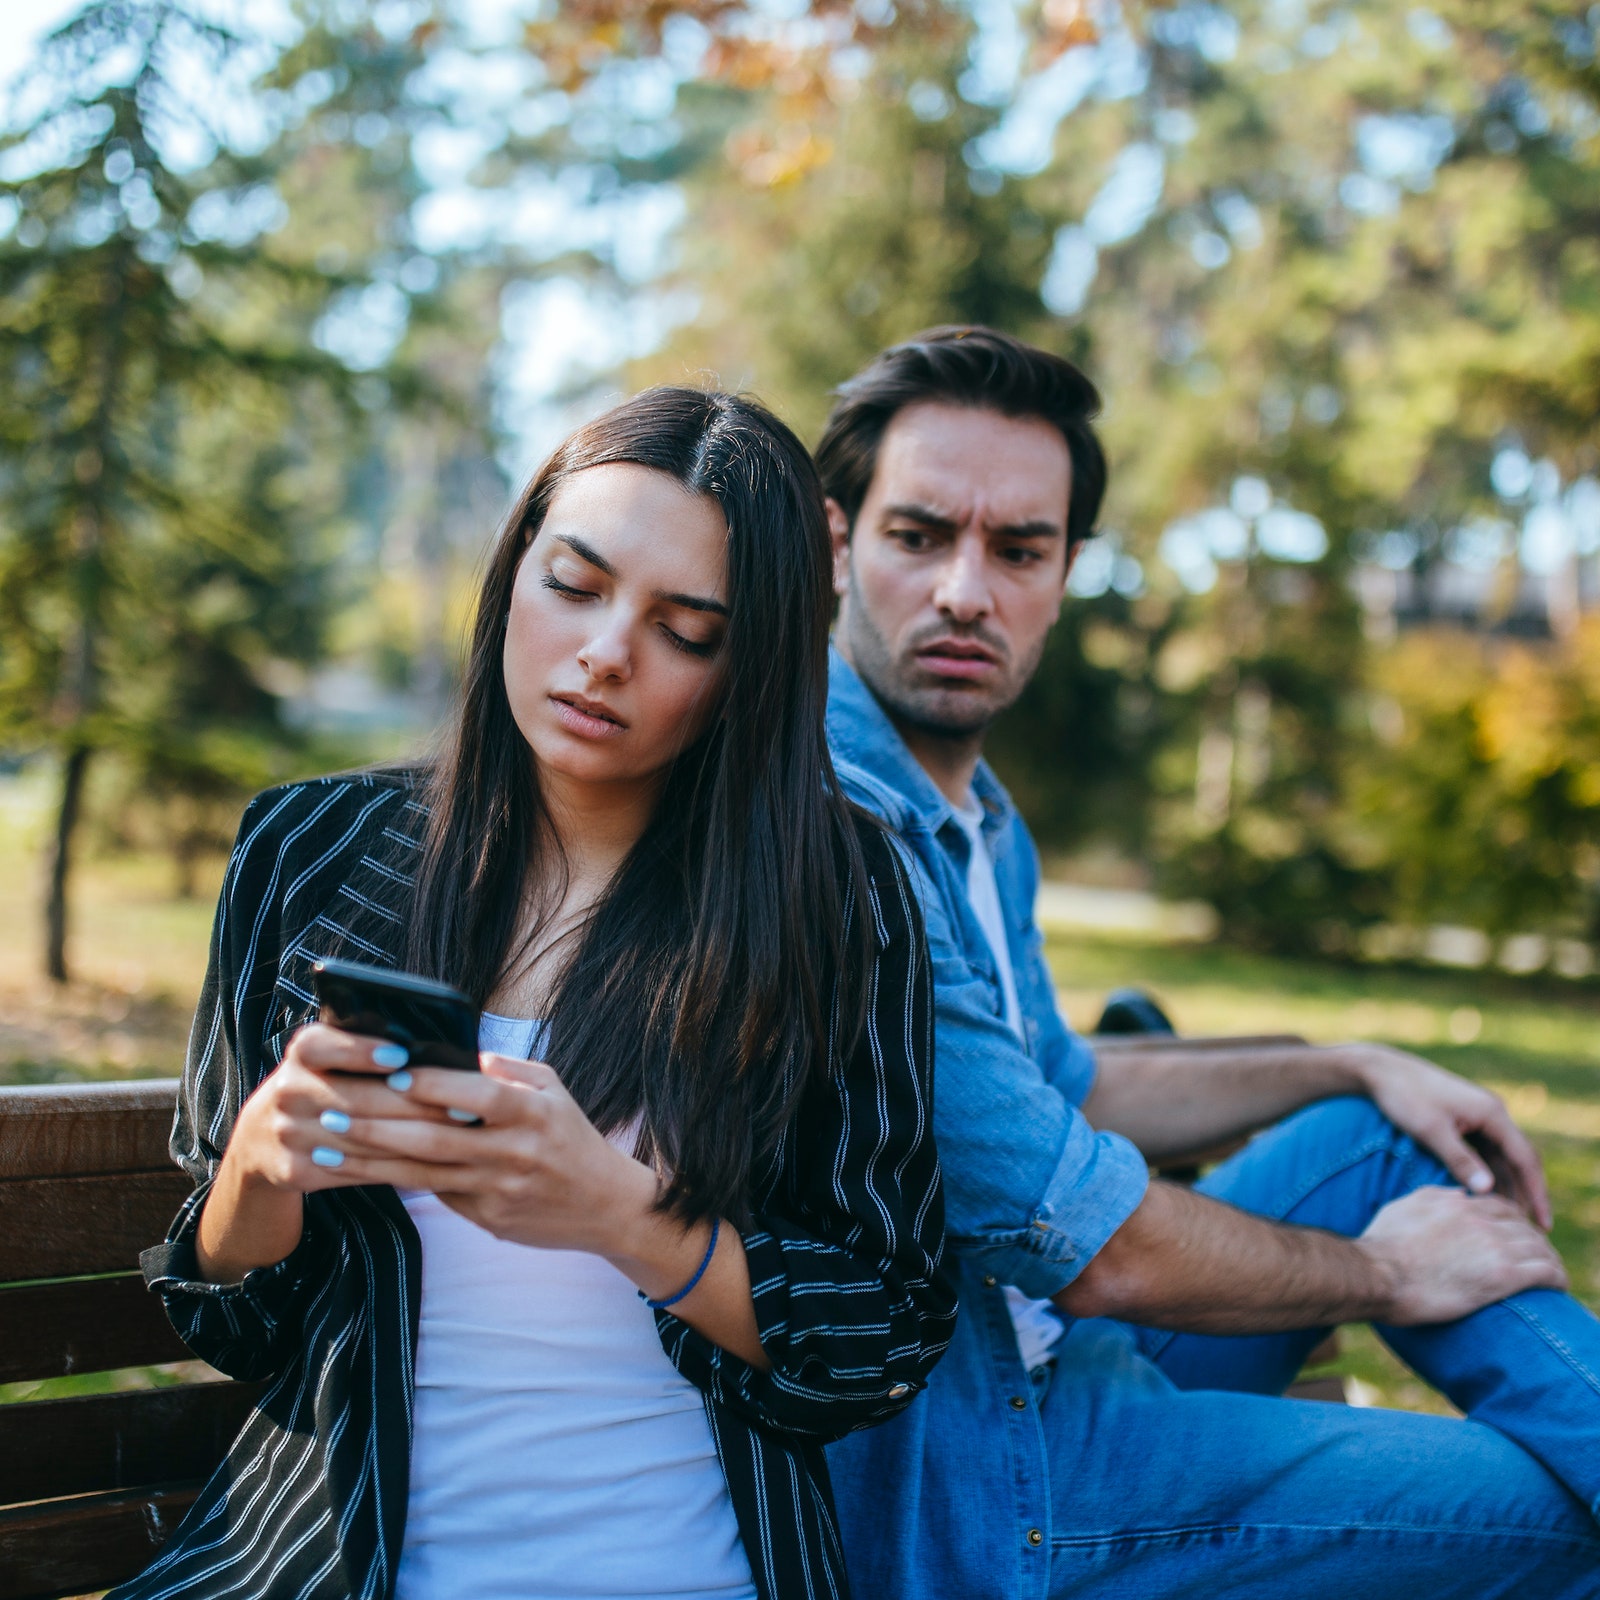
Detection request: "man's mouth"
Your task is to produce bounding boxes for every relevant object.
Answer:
[913,640,1002,681]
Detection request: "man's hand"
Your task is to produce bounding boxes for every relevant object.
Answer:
[1358,1186,1568,1325]
[1342,1044,1551,1228]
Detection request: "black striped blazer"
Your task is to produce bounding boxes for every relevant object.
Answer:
[112,769,954,1600]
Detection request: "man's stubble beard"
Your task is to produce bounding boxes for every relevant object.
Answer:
[841,558,1047,746]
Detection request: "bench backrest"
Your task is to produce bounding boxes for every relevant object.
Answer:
[0,1080,256,1600]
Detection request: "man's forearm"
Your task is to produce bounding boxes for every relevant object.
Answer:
[1081,1042,1368,1163]
[1053,1180,1394,1334]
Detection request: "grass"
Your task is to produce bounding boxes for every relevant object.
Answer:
[1048,931,1600,1411]
[3,772,1598,1413]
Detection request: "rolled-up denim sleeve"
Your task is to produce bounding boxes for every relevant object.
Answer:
[918,859,1148,1300]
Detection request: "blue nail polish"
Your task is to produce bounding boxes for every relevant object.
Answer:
[387,1070,413,1092]
[319,1109,351,1134]
[372,1043,410,1069]
[447,1107,479,1124]
[311,1146,345,1168]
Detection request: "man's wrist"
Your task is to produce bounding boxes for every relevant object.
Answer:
[1313,1042,1381,1097]
[1350,1232,1402,1322]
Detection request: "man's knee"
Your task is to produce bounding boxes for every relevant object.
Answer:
[1275,1093,1452,1192]
[1280,1092,1398,1149]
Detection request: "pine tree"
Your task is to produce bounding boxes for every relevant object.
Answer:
[0,2,388,979]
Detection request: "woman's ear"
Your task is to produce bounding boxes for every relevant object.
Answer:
[825,498,851,601]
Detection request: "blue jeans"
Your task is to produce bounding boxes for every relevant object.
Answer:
[1040,1096,1600,1598]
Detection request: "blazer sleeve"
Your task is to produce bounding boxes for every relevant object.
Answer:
[657,828,956,1445]
[138,786,344,1382]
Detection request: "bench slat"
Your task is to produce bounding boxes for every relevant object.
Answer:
[0,1171,192,1282]
[0,1484,201,1600]
[0,1080,180,1180]
[0,1274,193,1384]
[0,1383,256,1507]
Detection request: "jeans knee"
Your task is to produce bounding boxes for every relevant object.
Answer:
[1280,1088,1420,1164]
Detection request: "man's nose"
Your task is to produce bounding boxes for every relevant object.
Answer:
[931,534,993,623]
[577,614,633,681]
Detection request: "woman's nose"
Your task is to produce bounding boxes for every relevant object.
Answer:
[576,618,632,682]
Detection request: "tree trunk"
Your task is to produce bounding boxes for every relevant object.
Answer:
[45,744,92,984]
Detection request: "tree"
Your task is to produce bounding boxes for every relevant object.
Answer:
[642,19,1171,856]
[0,2,394,979]
[642,0,1600,941]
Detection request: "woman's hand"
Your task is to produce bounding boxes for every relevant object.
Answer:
[313,1054,658,1257]
[196,1023,453,1282]
[222,1023,454,1193]
[317,1056,770,1367]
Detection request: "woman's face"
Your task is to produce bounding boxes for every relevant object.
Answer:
[504,463,731,791]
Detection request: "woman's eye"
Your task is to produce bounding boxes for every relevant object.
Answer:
[661,624,719,659]
[541,573,593,600]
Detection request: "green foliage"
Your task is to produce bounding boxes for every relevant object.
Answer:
[654,1,1600,942]
[1349,624,1600,941]
[0,1,471,970]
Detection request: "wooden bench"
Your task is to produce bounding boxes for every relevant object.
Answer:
[0,1081,257,1600]
[0,1039,1344,1594]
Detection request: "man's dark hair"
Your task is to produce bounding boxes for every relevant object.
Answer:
[815,325,1108,546]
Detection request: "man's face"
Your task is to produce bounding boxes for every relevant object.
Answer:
[831,402,1075,740]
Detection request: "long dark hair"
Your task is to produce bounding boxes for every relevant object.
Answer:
[407,387,868,1224]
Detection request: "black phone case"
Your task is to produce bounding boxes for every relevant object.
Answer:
[310,957,481,1071]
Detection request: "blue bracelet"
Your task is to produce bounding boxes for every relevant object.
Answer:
[642,1216,721,1310]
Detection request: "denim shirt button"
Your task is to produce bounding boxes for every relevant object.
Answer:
[982,1273,997,1288]
[1008,1395,1028,1412]
[1027,1529,1044,1548]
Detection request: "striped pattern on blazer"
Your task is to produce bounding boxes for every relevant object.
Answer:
[112,768,954,1600]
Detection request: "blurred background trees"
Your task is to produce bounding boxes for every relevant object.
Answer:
[3,0,1599,978]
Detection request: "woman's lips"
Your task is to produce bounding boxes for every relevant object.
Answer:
[550,694,626,739]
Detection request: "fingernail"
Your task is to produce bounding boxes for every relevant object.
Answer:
[373,1044,410,1069]
[1469,1171,1492,1192]
[319,1109,351,1134]
[311,1146,345,1168]
[387,1070,413,1092]
[447,1107,478,1123]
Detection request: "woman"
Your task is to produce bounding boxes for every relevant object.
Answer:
[114,389,954,1600]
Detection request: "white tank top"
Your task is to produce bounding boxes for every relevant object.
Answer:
[394,1015,757,1600]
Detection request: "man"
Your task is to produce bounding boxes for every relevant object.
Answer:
[820,326,1600,1599]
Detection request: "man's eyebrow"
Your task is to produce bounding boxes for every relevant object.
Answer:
[991,519,1064,541]
[553,533,616,575]
[883,502,961,531]
[882,504,1063,541]
[653,587,729,617]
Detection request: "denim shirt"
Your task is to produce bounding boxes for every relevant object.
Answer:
[824,647,1148,1599]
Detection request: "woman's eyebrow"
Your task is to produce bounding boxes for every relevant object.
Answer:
[553,532,616,574]
[653,588,729,617]
[554,532,728,616]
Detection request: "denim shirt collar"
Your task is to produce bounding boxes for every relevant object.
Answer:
[827,644,1016,852]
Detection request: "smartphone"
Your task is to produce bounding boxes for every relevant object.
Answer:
[311,957,480,1071]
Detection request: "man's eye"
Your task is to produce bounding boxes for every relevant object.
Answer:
[1001,547,1043,566]
[892,527,933,551]
[542,573,593,599]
